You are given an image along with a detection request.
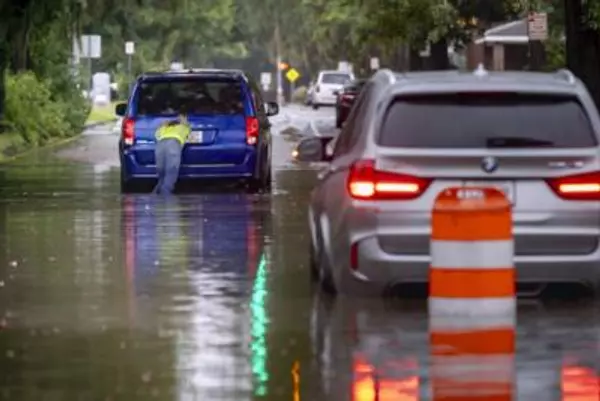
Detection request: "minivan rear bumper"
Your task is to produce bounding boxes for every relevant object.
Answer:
[120,144,257,180]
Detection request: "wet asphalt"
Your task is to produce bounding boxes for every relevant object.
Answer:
[0,105,599,401]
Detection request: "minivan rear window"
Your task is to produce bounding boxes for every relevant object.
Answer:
[321,73,351,85]
[379,93,598,148]
[134,77,245,116]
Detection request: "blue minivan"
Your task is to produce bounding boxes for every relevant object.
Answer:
[115,69,279,193]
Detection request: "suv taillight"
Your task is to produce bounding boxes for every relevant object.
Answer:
[347,159,431,200]
[546,171,600,200]
[122,118,135,145]
[246,116,259,145]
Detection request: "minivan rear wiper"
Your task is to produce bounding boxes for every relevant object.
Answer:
[486,136,555,148]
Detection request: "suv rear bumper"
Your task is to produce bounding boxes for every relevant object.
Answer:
[120,146,258,180]
[349,234,600,291]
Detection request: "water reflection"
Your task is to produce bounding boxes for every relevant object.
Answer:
[121,194,272,400]
[309,295,600,401]
[561,364,599,400]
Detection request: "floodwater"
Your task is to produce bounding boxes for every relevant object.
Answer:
[0,121,598,401]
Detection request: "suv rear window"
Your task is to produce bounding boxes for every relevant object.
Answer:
[134,76,245,116]
[379,93,597,148]
[321,73,351,85]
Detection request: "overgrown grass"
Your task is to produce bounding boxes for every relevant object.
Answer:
[86,102,119,124]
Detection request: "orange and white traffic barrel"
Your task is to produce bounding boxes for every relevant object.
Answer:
[429,186,515,317]
[428,186,516,401]
[429,314,516,401]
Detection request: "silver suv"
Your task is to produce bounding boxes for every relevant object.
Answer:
[295,67,600,296]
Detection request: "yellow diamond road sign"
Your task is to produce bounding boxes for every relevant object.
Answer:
[286,68,300,83]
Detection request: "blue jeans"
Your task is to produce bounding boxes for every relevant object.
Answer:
[153,138,183,194]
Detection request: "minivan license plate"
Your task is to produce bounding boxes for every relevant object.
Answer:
[463,181,515,203]
[188,131,203,143]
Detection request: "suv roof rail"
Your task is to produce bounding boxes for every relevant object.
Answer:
[555,68,576,84]
[374,68,396,84]
[473,63,488,77]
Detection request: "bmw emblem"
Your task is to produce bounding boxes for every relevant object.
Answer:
[481,156,499,173]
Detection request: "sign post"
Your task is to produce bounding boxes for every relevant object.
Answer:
[527,12,548,41]
[369,57,380,71]
[285,68,300,101]
[125,41,135,95]
[78,35,102,99]
[260,72,272,92]
[527,12,547,71]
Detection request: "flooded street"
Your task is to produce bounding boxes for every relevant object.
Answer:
[0,107,599,400]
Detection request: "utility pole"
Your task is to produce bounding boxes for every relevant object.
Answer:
[87,35,93,100]
[274,14,284,105]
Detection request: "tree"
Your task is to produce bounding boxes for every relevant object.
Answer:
[564,0,600,108]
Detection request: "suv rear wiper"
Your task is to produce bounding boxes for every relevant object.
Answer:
[486,136,555,148]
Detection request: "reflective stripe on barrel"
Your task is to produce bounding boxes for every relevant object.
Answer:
[429,187,515,315]
[430,315,516,401]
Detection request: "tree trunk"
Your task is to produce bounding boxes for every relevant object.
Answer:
[429,39,450,70]
[0,44,6,132]
[564,0,581,75]
[564,0,600,110]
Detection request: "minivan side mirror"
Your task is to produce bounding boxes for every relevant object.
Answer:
[265,101,279,117]
[292,136,335,162]
[333,90,339,96]
[115,102,127,116]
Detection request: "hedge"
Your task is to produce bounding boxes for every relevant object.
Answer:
[0,71,90,160]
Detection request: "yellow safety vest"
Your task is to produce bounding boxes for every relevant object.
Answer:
[156,123,191,145]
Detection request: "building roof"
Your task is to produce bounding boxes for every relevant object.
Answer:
[475,19,529,45]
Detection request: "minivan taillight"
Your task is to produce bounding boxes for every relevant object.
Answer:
[546,171,600,200]
[122,118,135,145]
[347,159,431,200]
[246,116,259,145]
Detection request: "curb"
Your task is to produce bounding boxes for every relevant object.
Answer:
[84,118,118,129]
[0,134,82,163]
[0,120,118,164]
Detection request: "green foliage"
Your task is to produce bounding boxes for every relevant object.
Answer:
[1,71,88,156]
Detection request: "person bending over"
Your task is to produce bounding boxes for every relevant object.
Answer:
[153,114,191,194]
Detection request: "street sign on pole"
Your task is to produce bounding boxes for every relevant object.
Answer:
[285,68,300,83]
[260,72,272,87]
[527,12,548,41]
[370,57,380,70]
[125,42,135,95]
[125,41,135,55]
[75,35,101,99]
[80,35,102,59]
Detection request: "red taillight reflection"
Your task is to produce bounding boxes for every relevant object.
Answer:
[246,214,258,276]
[561,365,599,401]
[547,171,600,201]
[347,160,431,201]
[352,357,419,401]
[124,196,136,323]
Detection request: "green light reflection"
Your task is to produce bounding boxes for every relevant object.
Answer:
[250,253,269,396]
